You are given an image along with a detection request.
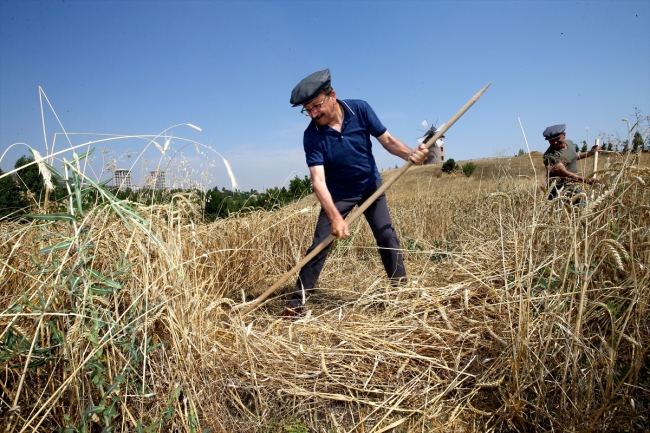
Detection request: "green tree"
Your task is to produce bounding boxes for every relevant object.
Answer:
[632,131,644,152]
[201,175,314,221]
[0,168,29,219]
[14,155,46,203]
[206,187,238,219]
[581,141,588,152]
[289,175,313,199]
[462,162,477,177]
[518,149,525,156]
[441,158,458,174]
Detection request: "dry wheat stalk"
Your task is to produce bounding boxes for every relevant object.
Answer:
[1,153,648,432]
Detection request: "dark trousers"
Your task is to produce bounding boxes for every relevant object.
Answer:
[548,185,582,204]
[290,180,406,307]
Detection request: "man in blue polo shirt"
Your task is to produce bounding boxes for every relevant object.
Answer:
[284,69,428,316]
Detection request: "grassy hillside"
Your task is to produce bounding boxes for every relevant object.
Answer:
[1,152,648,432]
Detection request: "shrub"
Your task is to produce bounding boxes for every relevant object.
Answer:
[462,162,477,177]
[441,158,458,174]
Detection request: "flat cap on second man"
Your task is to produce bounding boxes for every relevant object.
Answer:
[290,69,332,107]
[543,124,566,140]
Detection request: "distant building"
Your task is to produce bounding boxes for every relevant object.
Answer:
[151,169,166,190]
[188,182,206,192]
[425,138,446,164]
[144,169,166,190]
[151,168,167,189]
[114,169,132,191]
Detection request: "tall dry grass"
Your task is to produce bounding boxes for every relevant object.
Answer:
[1,153,648,432]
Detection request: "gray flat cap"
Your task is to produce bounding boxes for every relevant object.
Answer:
[543,124,566,140]
[290,69,332,107]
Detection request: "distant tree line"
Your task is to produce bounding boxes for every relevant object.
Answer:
[592,131,647,153]
[0,154,314,221]
[200,175,313,222]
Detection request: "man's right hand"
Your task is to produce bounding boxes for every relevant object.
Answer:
[587,177,600,185]
[331,217,350,239]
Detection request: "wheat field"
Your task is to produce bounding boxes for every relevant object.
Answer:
[1,152,648,432]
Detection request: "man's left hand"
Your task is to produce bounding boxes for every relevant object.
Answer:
[409,144,429,165]
[589,145,602,156]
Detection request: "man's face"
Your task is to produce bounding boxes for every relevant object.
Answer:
[303,91,337,125]
[548,132,566,148]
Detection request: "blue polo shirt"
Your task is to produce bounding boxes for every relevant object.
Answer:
[303,99,386,197]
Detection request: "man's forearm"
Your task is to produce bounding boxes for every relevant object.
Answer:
[313,182,342,223]
[377,131,411,159]
[309,165,343,224]
[312,177,350,239]
[551,167,591,183]
[578,149,597,160]
[377,131,428,164]
[385,140,410,159]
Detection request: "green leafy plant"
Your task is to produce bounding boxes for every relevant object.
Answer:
[1,149,175,432]
[441,158,458,174]
[282,417,309,433]
[462,162,477,177]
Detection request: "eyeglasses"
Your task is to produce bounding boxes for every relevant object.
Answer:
[301,95,329,116]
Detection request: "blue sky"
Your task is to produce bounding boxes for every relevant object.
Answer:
[1,0,648,192]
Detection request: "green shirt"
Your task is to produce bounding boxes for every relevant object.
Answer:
[543,139,579,187]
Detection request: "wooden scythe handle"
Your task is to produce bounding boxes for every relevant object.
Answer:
[238,83,491,316]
